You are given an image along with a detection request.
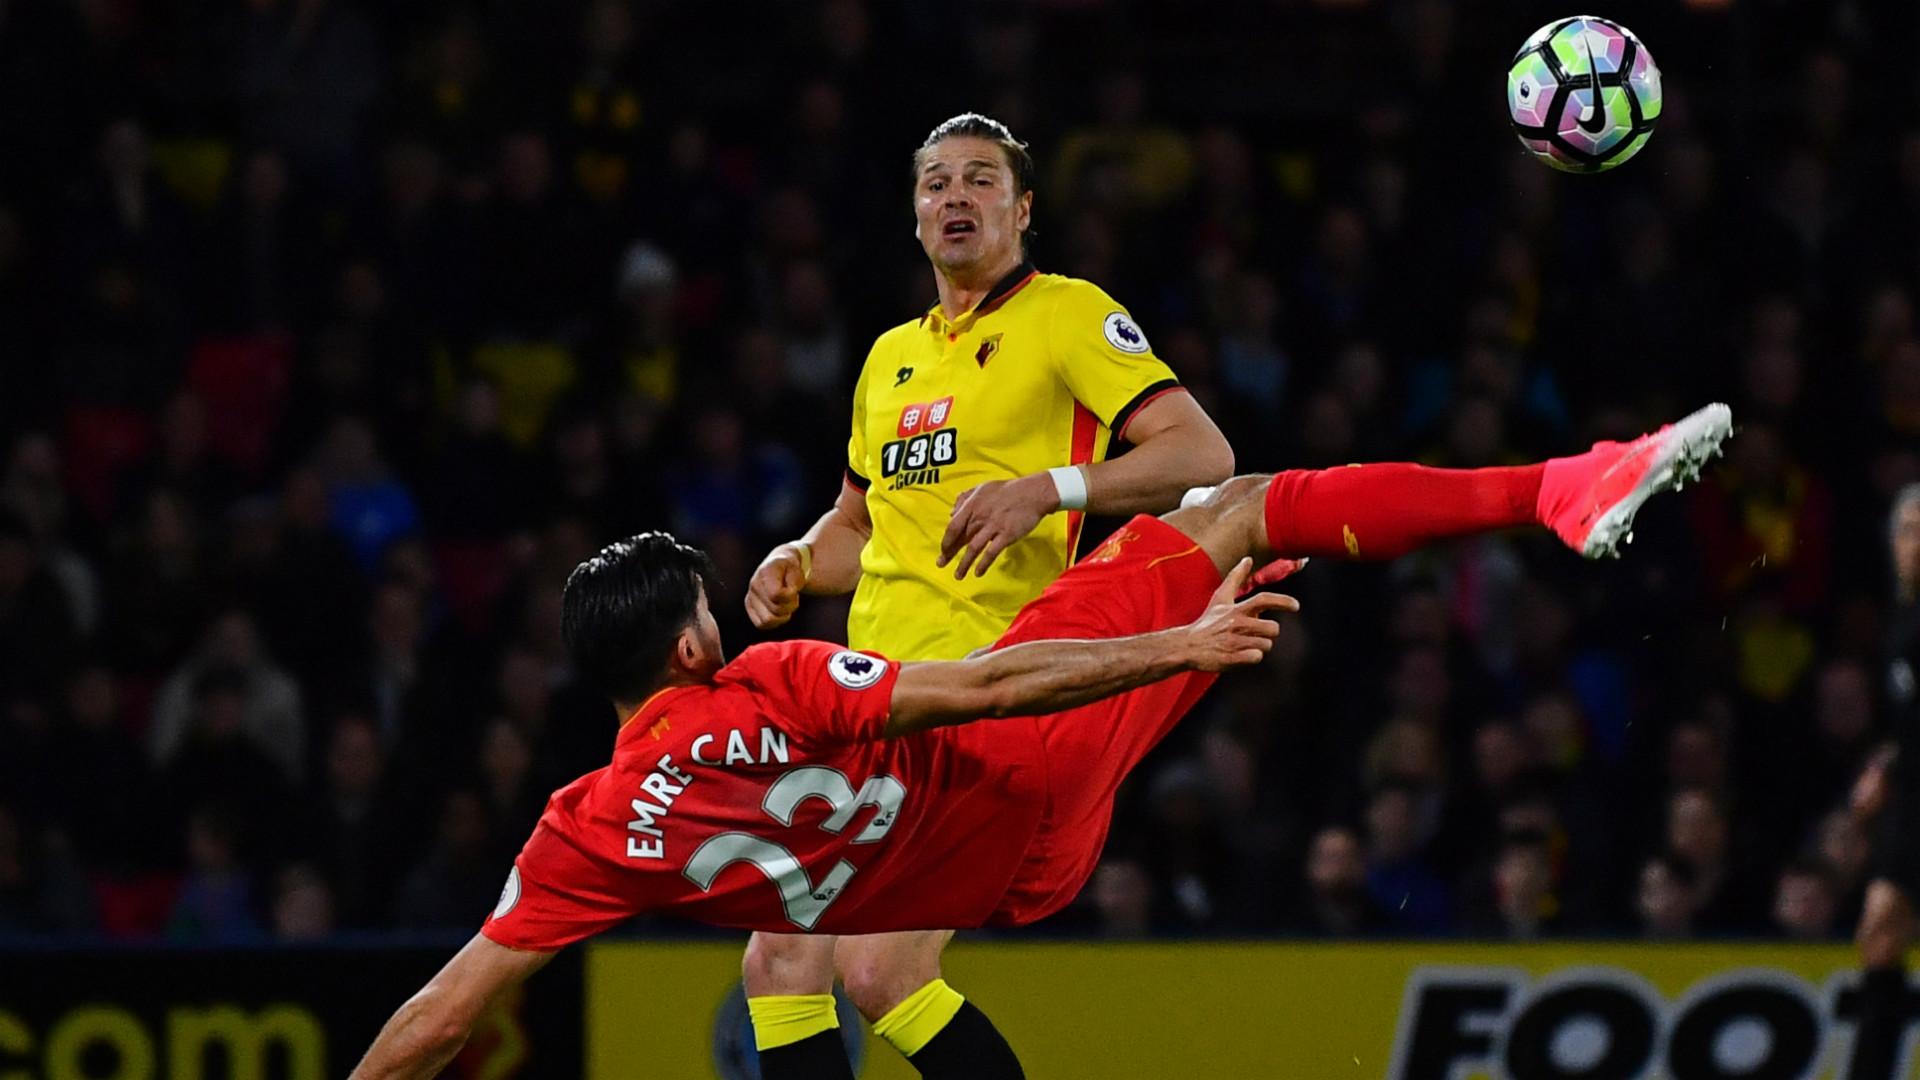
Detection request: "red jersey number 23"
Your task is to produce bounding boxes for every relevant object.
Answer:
[682,766,907,929]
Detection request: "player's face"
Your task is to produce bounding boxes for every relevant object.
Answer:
[914,136,1031,277]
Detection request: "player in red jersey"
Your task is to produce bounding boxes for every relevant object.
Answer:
[350,403,1730,1078]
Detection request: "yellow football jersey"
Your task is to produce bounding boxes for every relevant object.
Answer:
[846,263,1182,660]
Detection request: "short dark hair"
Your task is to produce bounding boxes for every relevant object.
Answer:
[913,113,1036,196]
[561,532,715,704]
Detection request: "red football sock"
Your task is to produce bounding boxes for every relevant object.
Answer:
[1263,464,1546,561]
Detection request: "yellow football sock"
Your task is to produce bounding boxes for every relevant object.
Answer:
[872,978,966,1058]
[747,994,839,1051]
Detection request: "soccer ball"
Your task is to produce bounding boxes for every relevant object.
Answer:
[1506,15,1661,173]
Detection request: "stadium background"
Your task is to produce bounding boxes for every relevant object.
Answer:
[2,0,1919,1076]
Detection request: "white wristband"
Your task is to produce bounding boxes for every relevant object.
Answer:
[788,540,813,585]
[1048,466,1089,512]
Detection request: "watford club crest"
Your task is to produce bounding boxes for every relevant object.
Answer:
[975,333,1003,367]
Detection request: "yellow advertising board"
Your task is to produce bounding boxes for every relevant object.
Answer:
[586,940,1892,1079]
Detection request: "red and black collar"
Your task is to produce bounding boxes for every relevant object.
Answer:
[922,260,1039,329]
[974,259,1038,316]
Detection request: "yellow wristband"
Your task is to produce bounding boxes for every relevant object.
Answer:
[790,540,813,585]
[747,993,839,1051]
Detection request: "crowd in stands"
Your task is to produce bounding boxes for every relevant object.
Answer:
[2,0,1919,942]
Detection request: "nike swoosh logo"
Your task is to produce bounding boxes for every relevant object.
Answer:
[1577,26,1610,134]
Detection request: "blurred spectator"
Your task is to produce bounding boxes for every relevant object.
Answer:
[1770,859,1841,940]
[0,802,93,933]
[3,433,98,636]
[1635,853,1699,939]
[393,12,497,174]
[1290,206,1376,359]
[231,0,382,181]
[477,718,543,854]
[1690,419,1832,627]
[346,580,429,739]
[1088,856,1157,938]
[161,667,294,855]
[271,863,336,941]
[1666,787,1762,935]
[150,608,305,781]
[1141,760,1231,931]
[0,507,80,698]
[168,807,262,943]
[1364,779,1450,934]
[48,663,155,869]
[608,241,681,407]
[117,391,242,521]
[392,789,499,929]
[303,713,404,928]
[1291,826,1387,936]
[779,259,850,398]
[424,380,533,539]
[105,487,211,675]
[726,324,838,460]
[667,407,805,544]
[1214,273,1287,421]
[313,416,423,573]
[222,471,367,692]
[350,138,464,330]
[1467,830,1564,940]
[540,406,625,536]
[1804,660,1878,813]
[558,0,650,210]
[468,130,589,338]
[1051,70,1193,216]
[197,150,317,330]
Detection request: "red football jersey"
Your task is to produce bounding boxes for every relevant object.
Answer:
[481,640,1048,949]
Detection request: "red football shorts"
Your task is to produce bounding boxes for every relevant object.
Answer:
[981,514,1224,925]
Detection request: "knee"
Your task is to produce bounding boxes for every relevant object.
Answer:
[742,934,836,998]
[837,945,943,1022]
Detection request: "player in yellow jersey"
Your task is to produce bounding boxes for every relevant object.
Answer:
[740,114,1234,1079]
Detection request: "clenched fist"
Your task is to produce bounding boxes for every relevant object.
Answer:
[746,543,808,629]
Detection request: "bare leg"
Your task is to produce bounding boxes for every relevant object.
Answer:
[743,932,850,1080]
[835,930,954,1022]
[834,930,1025,1078]
[1161,474,1277,578]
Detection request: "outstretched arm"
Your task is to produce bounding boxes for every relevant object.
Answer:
[747,480,873,628]
[885,558,1295,736]
[351,934,555,1080]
